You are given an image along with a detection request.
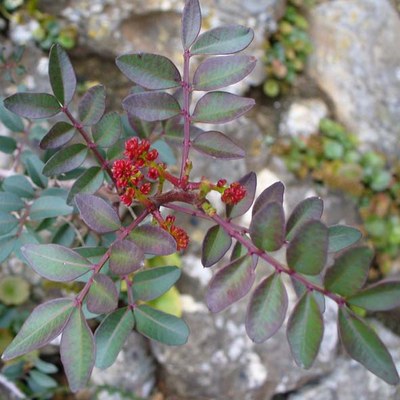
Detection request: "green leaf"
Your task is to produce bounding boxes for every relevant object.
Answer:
[23,154,48,188]
[29,370,57,389]
[246,273,288,343]
[49,44,76,105]
[87,274,118,314]
[0,136,17,154]
[67,167,104,205]
[347,280,400,311]
[252,181,284,216]
[191,25,254,55]
[42,143,88,177]
[60,307,95,392]
[129,224,177,255]
[338,307,399,385]
[53,223,75,247]
[30,196,73,220]
[4,93,61,119]
[250,202,285,252]
[34,358,58,374]
[110,239,144,275]
[22,244,92,282]
[0,97,24,132]
[206,255,255,312]
[182,0,201,49]
[0,192,24,212]
[0,235,17,263]
[75,194,121,233]
[287,220,328,275]
[122,92,181,122]
[230,240,247,261]
[193,55,256,91]
[3,174,34,198]
[287,293,324,369]
[134,304,189,345]
[286,197,323,241]
[202,224,232,268]
[78,85,106,125]
[2,298,74,360]
[328,225,362,253]
[116,53,181,90]
[92,112,122,147]
[132,266,181,301]
[226,171,257,219]
[192,130,245,159]
[192,91,255,124]
[0,212,18,236]
[324,246,373,297]
[95,307,134,369]
[39,121,75,150]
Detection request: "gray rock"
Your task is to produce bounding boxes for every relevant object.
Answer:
[308,0,400,155]
[288,320,400,400]
[91,332,156,398]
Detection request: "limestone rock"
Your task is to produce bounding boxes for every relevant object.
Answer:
[308,0,400,155]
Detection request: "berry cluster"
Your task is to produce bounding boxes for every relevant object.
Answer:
[112,138,161,206]
[221,182,247,205]
[162,215,190,251]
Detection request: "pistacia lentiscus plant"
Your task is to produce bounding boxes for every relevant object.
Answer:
[1,0,400,392]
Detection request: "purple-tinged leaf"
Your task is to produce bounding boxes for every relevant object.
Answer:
[182,0,201,49]
[286,197,323,241]
[75,194,121,233]
[134,304,189,345]
[39,121,75,150]
[42,143,88,177]
[338,307,399,385]
[324,246,373,297]
[67,166,105,205]
[250,202,285,252]
[129,225,177,255]
[206,255,255,313]
[246,273,288,343]
[347,280,400,311]
[78,85,106,125]
[192,130,245,159]
[110,239,144,275]
[2,298,74,360]
[132,266,181,301]
[191,25,254,55]
[226,171,257,219]
[92,112,122,148]
[252,181,284,216]
[230,240,247,261]
[87,274,118,314]
[95,307,134,369]
[123,92,181,122]
[48,44,76,106]
[22,244,92,282]
[60,308,95,393]
[328,225,362,253]
[202,224,232,268]
[291,274,325,314]
[4,93,61,119]
[116,53,181,90]
[287,220,328,275]
[0,97,24,132]
[287,292,323,369]
[193,55,256,91]
[192,91,254,124]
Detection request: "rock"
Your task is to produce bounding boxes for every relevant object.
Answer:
[91,332,156,398]
[279,98,329,137]
[308,0,400,156]
[288,320,400,400]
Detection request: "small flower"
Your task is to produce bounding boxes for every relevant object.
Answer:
[221,182,246,205]
[140,182,151,195]
[148,167,159,180]
[217,179,227,188]
[161,215,189,250]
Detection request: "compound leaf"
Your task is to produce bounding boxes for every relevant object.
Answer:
[22,244,92,282]
[202,224,232,268]
[338,307,399,385]
[246,273,288,343]
[75,194,121,233]
[2,298,74,360]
